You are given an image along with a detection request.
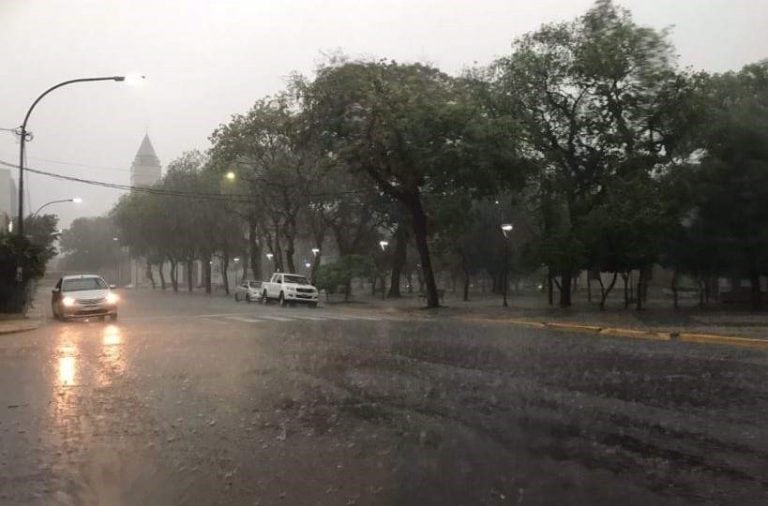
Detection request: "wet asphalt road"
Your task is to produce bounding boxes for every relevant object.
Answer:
[1,290,767,505]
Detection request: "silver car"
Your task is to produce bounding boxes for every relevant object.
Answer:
[234,280,263,303]
[51,274,119,321]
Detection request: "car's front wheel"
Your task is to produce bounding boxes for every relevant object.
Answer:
[262,290,269,304]
[279,292,288,307]
[246,293,252,303]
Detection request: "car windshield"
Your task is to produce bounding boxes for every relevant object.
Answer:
[283,275,308,284]
[62,278,107,292]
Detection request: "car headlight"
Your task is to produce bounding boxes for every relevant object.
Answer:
[106,292,119,304]
[62,296,76,307]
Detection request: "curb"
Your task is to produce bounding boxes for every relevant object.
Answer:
[458,316,768,350]
[0,321,42,336]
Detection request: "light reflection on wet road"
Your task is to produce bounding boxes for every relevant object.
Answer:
[1,289,767,505]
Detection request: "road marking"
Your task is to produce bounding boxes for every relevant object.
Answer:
[254,315,293,322]
[225,316,264,323]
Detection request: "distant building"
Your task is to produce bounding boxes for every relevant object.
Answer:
[130,134,162,187]
[0,167,17,231]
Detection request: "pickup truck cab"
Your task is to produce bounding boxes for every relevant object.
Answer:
[262,273,319,307]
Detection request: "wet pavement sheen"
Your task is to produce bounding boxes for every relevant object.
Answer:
[1,290,767,505]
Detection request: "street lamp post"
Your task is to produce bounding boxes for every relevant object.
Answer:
[310,248,320,284]
[379,240,389,299]
[501,224,513,308]
[32,197,82,217]
[17,75,143,236]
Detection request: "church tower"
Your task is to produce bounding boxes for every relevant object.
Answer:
[130,134,161,187]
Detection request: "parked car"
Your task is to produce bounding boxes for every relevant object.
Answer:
[51,274,119,321]
[234,280,263,303]
[261,273,318,307]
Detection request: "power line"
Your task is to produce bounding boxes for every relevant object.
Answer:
[0,159,373,201]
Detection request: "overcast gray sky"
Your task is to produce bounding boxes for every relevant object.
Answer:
[1,0,766,228]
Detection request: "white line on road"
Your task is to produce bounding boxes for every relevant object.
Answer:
[253,315,294,322]
[224,316,265,323]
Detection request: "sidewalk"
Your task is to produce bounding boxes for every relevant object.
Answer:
[333,291,768,349]
[0,307,44,335]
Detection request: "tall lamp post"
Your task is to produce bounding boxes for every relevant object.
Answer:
[379,240,389,299]
[32,197,82,217]
[501,224,513,308]
[17,75,144,236]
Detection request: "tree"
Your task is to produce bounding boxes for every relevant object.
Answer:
[24,213,59,264]
[493,0,695,306]
[59,216,123,273]
[0,232,49,312]
[315,255,376,301]
[678,64,768,309]
[306,60,521,307]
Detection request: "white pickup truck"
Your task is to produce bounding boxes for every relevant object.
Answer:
[261,272,319,307]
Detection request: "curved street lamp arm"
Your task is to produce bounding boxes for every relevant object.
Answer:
[32,199,73,217]
[20,76,125,132]
[17,75,124,236]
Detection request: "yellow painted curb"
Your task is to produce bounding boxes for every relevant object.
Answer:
[459,315,768,350]
[599,327,670,341]
[678,332,768,349]
[546,322,603,333]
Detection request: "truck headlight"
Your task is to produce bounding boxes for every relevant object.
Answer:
[106,292,119,304]
[62,296,76,307]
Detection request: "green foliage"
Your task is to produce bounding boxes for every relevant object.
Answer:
[0,232,48,312]
[315,255,375,296]
[59,216,123,271]
[24,213,59,263]
[492,0,697,305]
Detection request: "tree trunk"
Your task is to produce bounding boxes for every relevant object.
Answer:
[186,261,194,292]
[248,220,262,281]
[221,255,230,295]
[622,272,630,308]
[407,270,414,294]
[587,273,592,303]
[145,260,156,289]
[460,249,470,302]
[547,269,554,306]
[671,271,679,310]
[409,198,439,307]
[388,224,408,298]
[635,267,645,311]
[598,272,618,310]
[170,260,178,292]
[158,263,166,290]
[558,271,572,308]
[750,271,762,310]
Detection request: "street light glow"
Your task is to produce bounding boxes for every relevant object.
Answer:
[72,197,83,204]
[305,262,311,268]
[226,171,236,181]
[233,257,240,262]
[311,248,320,256]
[379,240,389,251]
[501,223,513,237]
[266,253,274,260]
